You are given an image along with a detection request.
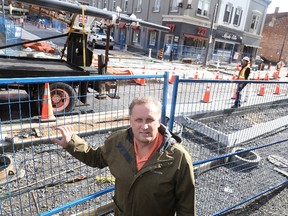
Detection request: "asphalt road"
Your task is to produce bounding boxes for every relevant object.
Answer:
[22,22,66,46]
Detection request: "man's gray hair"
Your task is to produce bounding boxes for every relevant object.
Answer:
[129,96,162,116]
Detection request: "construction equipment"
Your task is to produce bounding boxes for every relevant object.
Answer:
[0,0,170,116]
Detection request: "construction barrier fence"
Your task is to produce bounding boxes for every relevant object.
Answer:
[0,73,287,215]
[0,16,22,56]
[169,77,288,215]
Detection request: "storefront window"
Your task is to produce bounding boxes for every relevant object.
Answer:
[215,41,234,51]
[165,35,173,44]
[133,30,140,43]
[184,38,206,48]
[224,43,233,51]
[149,31,157,46]
[215,41,223,50]
[214,41,234,63]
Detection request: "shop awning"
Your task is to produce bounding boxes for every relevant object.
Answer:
[183,34,208,41]
[148,28,158,32]
[119,22,126,29]
[244,44,262,49]
[131,25,140,30]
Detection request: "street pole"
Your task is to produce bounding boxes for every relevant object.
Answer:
[1,0,5,20]
[105,25,111,73]
[203,3,219,67]
[278,25,288,62]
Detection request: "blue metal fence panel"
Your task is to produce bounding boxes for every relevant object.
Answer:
[0,16,22,56]
[0,72,287,215]
[169,78,288,215]
[0,73,169,215]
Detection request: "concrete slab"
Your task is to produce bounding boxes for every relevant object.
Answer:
[183,99,288,147]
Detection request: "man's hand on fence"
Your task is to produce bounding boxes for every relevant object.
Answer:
[51,125,74,148]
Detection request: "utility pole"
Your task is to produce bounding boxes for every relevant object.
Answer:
[278,25,288,62]
[1,0,5,20]
[203,2,219,67]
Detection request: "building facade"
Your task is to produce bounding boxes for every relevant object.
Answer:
[213,0,270,63]
[63,0,272,63]
[258,8,288,64]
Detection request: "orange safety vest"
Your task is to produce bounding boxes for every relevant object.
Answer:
[238,65,250,80]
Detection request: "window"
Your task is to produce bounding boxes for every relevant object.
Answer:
[97,1,101,8]
[153,0,161,12]
[149,31,157,46]
[112,1,116,11]
[197,0,209,16]
[123,0,128,12]
[250,14,260,31]
[170,0,178,12]
[136,0,142,12]
[165,35,173,44]
[233,7,242,26]
[223,4,233,23]
[133,30,140,43]
[103,0,107,9]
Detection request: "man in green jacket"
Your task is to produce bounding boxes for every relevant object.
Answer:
[52,96,196,216]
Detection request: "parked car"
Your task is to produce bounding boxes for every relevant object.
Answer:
[254,55,264,64]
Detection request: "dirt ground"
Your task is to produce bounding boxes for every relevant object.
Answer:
[221,185,288,216]
[1,98,288,215]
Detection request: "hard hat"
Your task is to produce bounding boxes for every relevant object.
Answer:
[242,56,250,62]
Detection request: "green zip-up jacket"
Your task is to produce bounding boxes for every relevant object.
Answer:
[65,124,196,216]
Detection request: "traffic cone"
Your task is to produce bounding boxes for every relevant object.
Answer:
[231,87,237,99]
[273,71,279,79]
[40,83,56,122]
[139,70,146,85]
[232,73,236,80]
[169,68,176,84]
[215,71,219,80]
[236,63,240,71]
[264,72,269,81]
[274,83,280,95]
[256,72,260,80]
[258,84,265,96]
[90,54,98,67]
[194,71,199,79]
[201,86,211,103]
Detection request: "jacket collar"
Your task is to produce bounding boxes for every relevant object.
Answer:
[127,124,182,151]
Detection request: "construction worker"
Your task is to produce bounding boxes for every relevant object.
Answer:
[231,56,251,108]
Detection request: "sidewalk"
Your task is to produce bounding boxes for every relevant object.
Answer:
[21,28,41,41]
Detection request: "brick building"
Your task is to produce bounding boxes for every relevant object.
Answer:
[258,8,288,64]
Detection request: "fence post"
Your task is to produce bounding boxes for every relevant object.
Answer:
[168,75,179,131]
[161,71,169,124]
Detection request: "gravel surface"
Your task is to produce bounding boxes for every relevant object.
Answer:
[1,99,287,216]
[180,100,288,216]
